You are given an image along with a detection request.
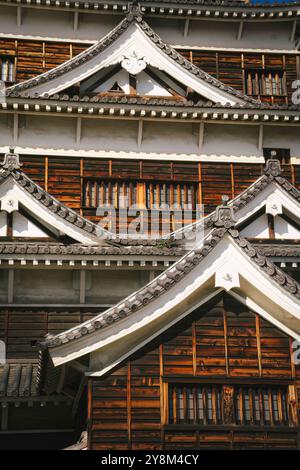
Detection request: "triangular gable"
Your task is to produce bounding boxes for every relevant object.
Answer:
[7,4,258,107]
[0,149,112,245]
[171,159,300,243]
[42,203,300,373]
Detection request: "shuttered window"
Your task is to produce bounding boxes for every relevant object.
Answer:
[168,384,291,426]
[146,182,198,210]
[1,57,15,83]
[168,385,222,425]
[83,180,138,209]
[235,387,289,426]
[245,70,286,97]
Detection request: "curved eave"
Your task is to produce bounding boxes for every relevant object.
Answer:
[44,229,300,371]
[6,8,258,106]
[1,0,300,20]
[2,96,300,122]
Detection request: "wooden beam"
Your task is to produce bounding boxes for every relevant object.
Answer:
[7,269,14,304]
[73,12,79,32]
[290,20,297,43]
[16,7,22,28]
[198,121,205,152]
[258,124,264,152]
[79,270,86,305]
[237,21,244,41]
[76,117,82,145]
[137,120,143,147]
[72,376,86,417]
[13,114,18,143]
[183,19,190,38]
[1,403,8,431]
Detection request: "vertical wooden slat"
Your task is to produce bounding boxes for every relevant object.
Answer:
[127,361,132,450]
[256,314,263,377]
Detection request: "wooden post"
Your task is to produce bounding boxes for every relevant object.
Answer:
[79,270,86,305]
[8,269,14,304]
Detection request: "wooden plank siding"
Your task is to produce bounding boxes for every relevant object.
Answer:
[16,155,300,235]
[0,308,104,360]
[89,294,300,450]
[0,38,299,104]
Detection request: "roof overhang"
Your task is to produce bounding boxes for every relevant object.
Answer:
[46,231,300,373]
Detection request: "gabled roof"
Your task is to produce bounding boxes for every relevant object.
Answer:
[7,3,259,106]
[170,159,300,241]
[0,149,112,245]
[41,201,300,372]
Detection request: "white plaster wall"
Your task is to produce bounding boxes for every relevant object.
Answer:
[81,118,138,152]
[17,115,76,149]
[149,17,295,51]
[12,212,48,238]
[0,115,14,148]
[202,124,259,157]
[275,216,300,239]
[0,212,6,237]
[0,114,299,159]
[263,126,300,157]
[142,121,198,154]
[240,213,269,238]
[0,6,294,51]
[0,6,119,42]
[137,71,172,96]
[13,269,80,304]
[85,270,149,303]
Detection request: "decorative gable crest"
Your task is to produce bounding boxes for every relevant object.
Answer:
[212,196,236,230]
[121,51,148,75]
[264,158,283,178]
[0,148,22,172]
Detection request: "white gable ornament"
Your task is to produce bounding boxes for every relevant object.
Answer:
[121,51,148,75]
[0,195,19,213]
[215,262,240,292]
[266,197,283,217]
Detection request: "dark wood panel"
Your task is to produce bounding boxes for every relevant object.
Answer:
[89,293,299,450]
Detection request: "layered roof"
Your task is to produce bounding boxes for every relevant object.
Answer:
[7,3,259,106]
[0,149,113,245]
[41,199,300,373]
[170,159,300,240]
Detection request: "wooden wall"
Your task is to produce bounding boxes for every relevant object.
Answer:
[16,155,300,234]
[88,294,300,450]
[0,307,103,361]
[0,38,299,104]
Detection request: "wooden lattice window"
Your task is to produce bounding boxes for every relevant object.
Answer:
[0,57,15,83]
[168,384,222,425]
[235,387,289,426]
[146,182,199,210]
[168,383,292,427]
[83,180,138,209]
[245,69,286,97]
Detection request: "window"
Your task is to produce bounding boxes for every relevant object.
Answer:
[1,57,15,83]
[168,384,223,425]
[83,180,199,211]
[263,148,290,165]
[168,383,291,427]
[235,387,289,426]
[146,182,199,210]
[245,70,286,97]
[83,180,137,209]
